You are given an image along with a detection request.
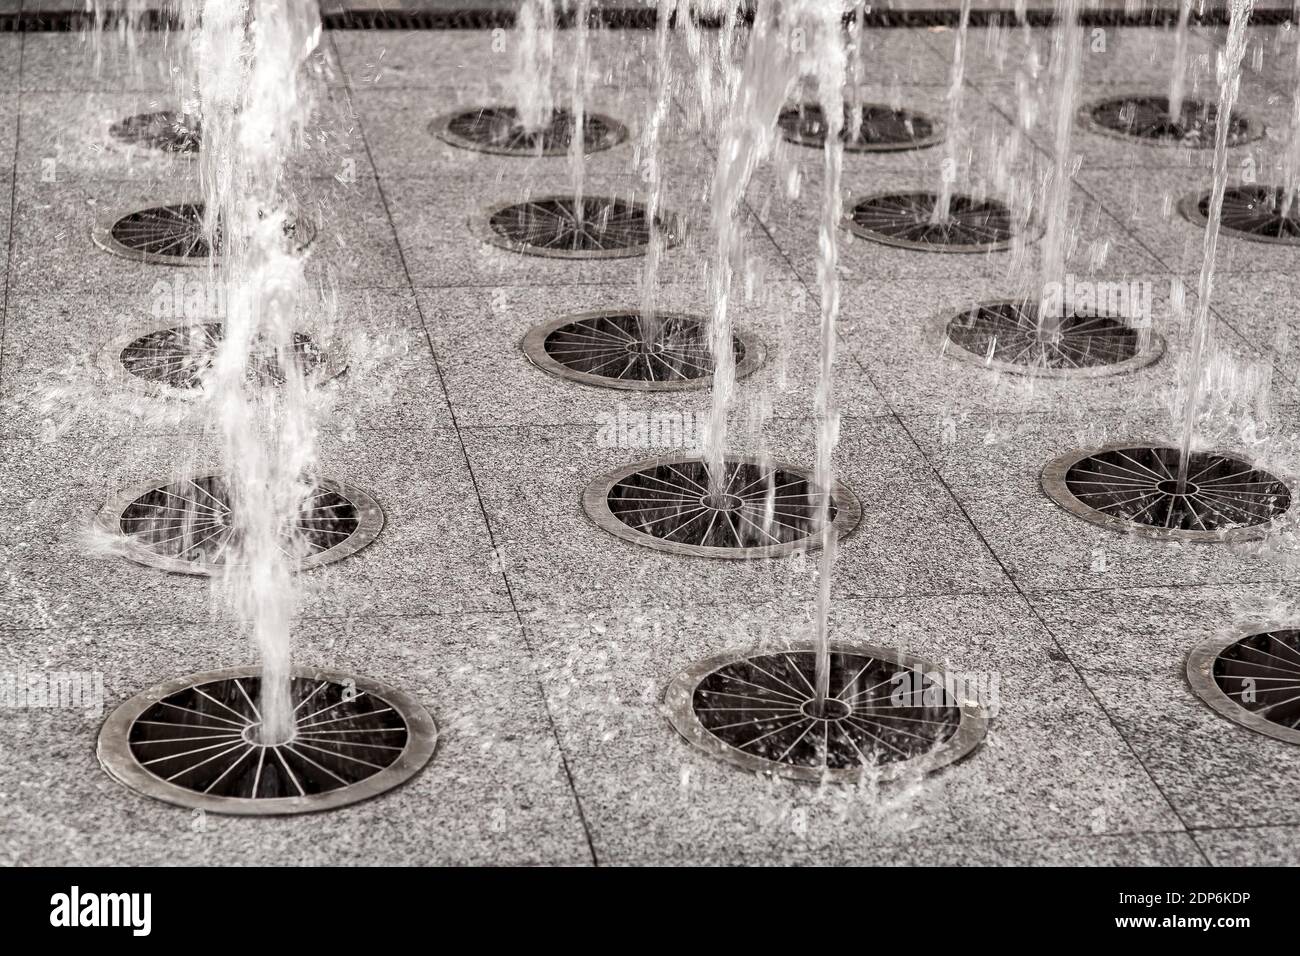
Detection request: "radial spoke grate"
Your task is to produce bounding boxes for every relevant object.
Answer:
[432,106,627,156]
[97,473,384,576]
[1042,444,1293,543]
[665,644,988,782]
[109,110,202,153]
[1188,628,1300,745]
[106,323,331,393]
[582,455,861,559]
[1180,186,1300,245]
[97,666,437,815]
[844,192,1020,252]
[778,103,943,152]
[522,310,765,391]
[93,202,316,265]
[476,195,678,259]
[942,300,1164,377]
[1082,95,1260,148]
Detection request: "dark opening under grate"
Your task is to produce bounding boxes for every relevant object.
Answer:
[944,300,1162,376]
[1044,445,1292,542]
[1181,186,1300,244]
[116,323,327,390]
[109,110,202,153]
[845,192,1019,252]
[433,106,627,156]
[665,644,988,782]
[523,310,763,391]
[97,666,438,815]
[481,196,675,259]
[102,474,382,575]
[778,103,942,152]
[1083,95,1259,148]
[584,456,861,559]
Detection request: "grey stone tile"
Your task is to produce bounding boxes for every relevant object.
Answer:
[351,83,696,182]
[520,593,1183,864]
[0,36,19,92]
[0,429,511,631]
[0,288,452,439]
[1076,165,1300,275]
[15,87,367,185]
[8,174,408,298]
[904,409,1300,591]
[752,162,1164,285]
[414,280,889,427]
[1032,584,1300,830]
[1192,271,1300,386]
[0,613,592,865]
[21,32,196,94]
[837,272,1255,418]
[387,160,798,289]
[333,26,658,92]
[461,417,1014,611]
[1193,825,1300,865]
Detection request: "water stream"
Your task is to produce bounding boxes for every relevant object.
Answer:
[1177,0,1256,492]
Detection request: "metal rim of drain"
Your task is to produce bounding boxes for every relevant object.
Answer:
[430,106,629,157]
[582,454,862,560]
[777,102,945,153]
[665,642,988,783]
[1187,626,1300,746]
[98,322,343,397]
[97,665,437,816]
[94,472,384,576]
[92,202,317,266]
[1178,186,1300,246]
[470,194,683,260]
[1041,442,1295,544]
[521,309,766,392]
[109,110,202,154]
[842,191,1029,253]
[1079,94,1263,149]
[936,299,1167,379]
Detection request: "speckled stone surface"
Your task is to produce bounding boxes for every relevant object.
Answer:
[3,21,1299,866]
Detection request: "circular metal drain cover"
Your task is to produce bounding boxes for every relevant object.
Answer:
[431,106,628,156]
[778,103,943,152]
[109,110,201,153]
[92,203,316,266]
[1042,443,1293,543]
[582,455,861,559]
[96,473,383,576]
[665,643,987,782]
[1179,186,1300,245]
[522,310,765,391]
[941,300,1165,378]
[844,192,1021,252]
[1081,95,1261,148]
[473,195,680,259]
[1188,627,1300,745]
[98,665,437,815]
[100,323,336,395]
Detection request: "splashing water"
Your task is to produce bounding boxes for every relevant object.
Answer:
[1168,0,1194,123]
[700,1,799,498]
[932,0,972,225]
[512,0,558,133]
[636,0,680,346]
[1177,0,1256,493]
[807,5,846,711]
[1036,0,1082,339]
[567,0,592,217]
[190,0,323,745]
